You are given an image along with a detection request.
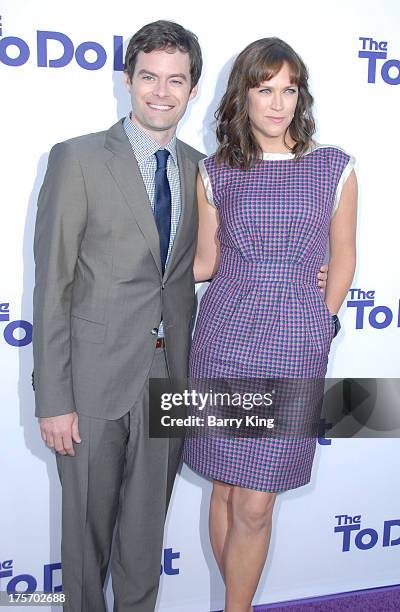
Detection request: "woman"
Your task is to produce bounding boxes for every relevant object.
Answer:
[183,37,357,611]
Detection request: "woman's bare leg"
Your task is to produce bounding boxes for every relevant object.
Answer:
[223,487,277,612]
[209,480,233,577]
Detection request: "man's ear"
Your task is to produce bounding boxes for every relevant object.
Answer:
[189,84,198,101]
[124,72,132,90]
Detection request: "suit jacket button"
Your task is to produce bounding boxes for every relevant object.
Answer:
[151,328,158,335]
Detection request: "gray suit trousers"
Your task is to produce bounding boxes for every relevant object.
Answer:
[56,348,182,612]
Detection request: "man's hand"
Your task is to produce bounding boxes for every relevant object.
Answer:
[39,412,81,456]
[317,264,328,293]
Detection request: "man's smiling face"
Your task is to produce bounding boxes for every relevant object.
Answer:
[125,48,197,145]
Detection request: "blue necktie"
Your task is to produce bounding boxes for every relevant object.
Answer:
[154,149,171,274]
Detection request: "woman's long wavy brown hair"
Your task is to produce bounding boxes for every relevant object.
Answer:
[215,37,315,169]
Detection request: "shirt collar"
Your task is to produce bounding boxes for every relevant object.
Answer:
[123,114,177,166]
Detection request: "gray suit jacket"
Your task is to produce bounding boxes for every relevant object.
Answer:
[33,119,204,419]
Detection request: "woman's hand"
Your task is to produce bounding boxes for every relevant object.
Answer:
[318,264,328,293]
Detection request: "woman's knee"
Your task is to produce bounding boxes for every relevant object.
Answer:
[232,489,276,532]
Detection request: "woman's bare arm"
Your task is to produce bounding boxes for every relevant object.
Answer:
[325,170,358,314]
[193,172,221,282]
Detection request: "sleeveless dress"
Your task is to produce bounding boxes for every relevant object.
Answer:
[183,144,355,492]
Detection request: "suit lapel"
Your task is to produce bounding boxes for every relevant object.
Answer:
[163,140,197,282]
[104,121,162,276]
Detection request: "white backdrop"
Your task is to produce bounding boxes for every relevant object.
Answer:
[1,0,400,610]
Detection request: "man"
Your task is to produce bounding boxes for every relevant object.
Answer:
[33,18,328,612]
[33,20,203,612]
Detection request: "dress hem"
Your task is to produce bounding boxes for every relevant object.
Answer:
[183,460,312,493]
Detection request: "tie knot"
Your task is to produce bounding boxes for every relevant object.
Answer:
[155,149,170,170]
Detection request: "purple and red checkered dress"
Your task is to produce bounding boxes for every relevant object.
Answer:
[182,145,354,492]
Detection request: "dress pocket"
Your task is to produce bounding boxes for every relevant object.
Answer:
[191,280,250,354]
[321,298,335,331]
[304,287,335,352]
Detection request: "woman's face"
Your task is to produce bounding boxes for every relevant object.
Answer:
[247,61,299,151]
